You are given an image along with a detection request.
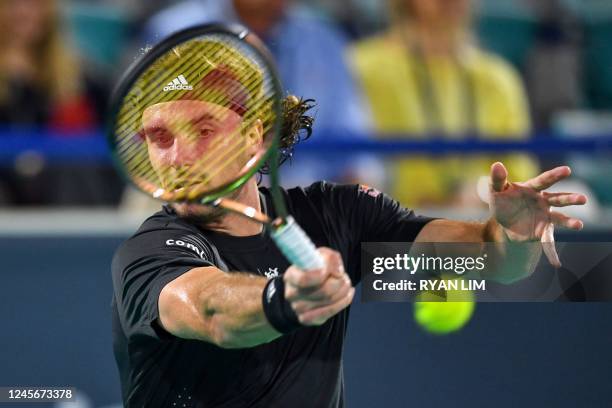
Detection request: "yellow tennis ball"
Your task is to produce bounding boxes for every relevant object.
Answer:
[413,277,476,334]
[414,301,475,335]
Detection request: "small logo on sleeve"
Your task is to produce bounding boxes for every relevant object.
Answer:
[265,267,279,279]
[359,184,381,198]
[257,267,280,279]
[166,238,205,259]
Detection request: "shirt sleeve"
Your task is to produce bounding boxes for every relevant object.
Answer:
[303,182,437,283]
[111,229,216,341]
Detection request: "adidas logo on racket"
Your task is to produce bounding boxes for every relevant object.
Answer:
[163,74,194,91]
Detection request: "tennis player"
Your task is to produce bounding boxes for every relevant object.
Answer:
[111,41,587,408]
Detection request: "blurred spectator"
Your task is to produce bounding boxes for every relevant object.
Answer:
[0,0,103,130]
[525,0,583,130]
[305,0,386,38]
[350,0,538,208]
[0,0,120,206]
[143,0,370,134]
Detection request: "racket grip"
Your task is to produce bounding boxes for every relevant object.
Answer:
[271,216,325,271]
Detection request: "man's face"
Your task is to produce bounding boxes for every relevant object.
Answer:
[141,99,262,199]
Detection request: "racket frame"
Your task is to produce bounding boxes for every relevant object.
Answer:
[108,23,324,269]
[107,23,286,216]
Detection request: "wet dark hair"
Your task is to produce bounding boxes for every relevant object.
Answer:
[259,95,315,175]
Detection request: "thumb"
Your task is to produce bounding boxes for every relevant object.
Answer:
[490,162,508,192]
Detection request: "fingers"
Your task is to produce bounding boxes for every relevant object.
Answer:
[291,275,352,314]
[525,166,571,191]
[320,247,346,279]
[283,247,354,326]
[289,273,351,303]
[284,248,342,291]
[298,287,355,326]
[490,162,508,192]
[541,223,561,268]
[284,266,327,294]
[544,192,587,207]
[550,211,584,230]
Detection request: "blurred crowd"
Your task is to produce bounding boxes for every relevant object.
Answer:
[0,0,611,212]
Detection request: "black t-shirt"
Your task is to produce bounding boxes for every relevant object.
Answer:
[111,182,434,408]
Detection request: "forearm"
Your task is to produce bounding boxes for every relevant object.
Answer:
[198,272,281,348]
[416,218,542,283]
[159,267,281,349]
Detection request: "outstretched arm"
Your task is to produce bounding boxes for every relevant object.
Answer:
[415,162,587,281]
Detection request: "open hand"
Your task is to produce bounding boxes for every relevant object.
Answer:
[489,162,587,267]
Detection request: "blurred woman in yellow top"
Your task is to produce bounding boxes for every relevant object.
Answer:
[350,0,538,208]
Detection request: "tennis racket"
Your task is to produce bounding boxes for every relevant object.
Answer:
[107,23,323,271]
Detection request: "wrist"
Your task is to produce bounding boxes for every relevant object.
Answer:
[483,218,503,242]
[262,276,303,334]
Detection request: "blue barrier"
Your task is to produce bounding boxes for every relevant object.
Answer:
[294,135,612,154]
[0,131,109,162]
[1,130,612,163]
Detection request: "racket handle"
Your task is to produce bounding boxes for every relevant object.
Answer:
[271,216,325,271]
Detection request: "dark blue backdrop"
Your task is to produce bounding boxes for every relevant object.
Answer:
[1,235,611,407]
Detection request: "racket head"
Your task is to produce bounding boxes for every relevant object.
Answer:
[107,23,283,204]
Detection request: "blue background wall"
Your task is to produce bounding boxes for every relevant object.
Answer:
[1,235,611,407]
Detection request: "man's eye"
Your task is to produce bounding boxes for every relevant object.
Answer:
[148,131,173,146]
[200,128,215,138]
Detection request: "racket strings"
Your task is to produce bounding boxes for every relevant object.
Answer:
[123,89,269,194]
[115,52,205,137]
[116,39,245,130]
[116,39,269,149]
[121,39,270,136]
[113,34,279,200]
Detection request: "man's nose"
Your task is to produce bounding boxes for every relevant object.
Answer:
[170,137,197,167]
